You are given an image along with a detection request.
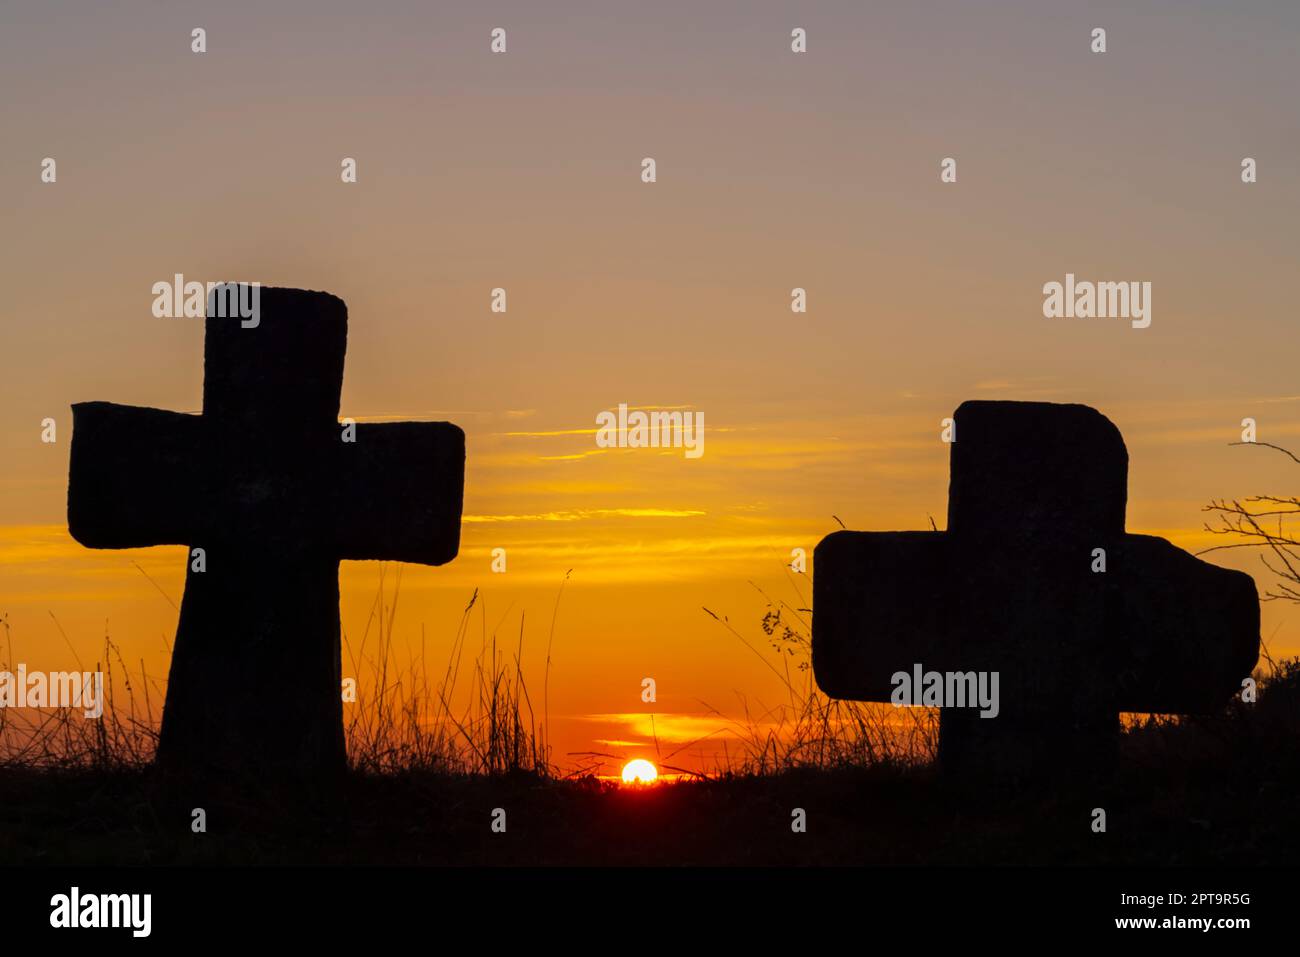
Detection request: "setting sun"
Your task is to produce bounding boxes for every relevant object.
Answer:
[621,759,658,785]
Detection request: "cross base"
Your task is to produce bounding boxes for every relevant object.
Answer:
[157,550,347,779]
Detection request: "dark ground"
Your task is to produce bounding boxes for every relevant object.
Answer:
[1,740,1296,866]
[3,661,1298,866]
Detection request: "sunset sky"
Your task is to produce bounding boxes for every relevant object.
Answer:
[2,1,1298,774]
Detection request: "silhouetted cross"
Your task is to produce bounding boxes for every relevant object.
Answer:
[813,400,1258,776]
[68,286,464,778]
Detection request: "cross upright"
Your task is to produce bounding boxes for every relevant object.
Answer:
[812,400,1259,776]
[67,286,465,779]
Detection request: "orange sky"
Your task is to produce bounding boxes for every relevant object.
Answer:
[2,1,1298,773]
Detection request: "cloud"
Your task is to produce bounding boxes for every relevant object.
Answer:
[503,427,601,438]
[578,712,742,744]
[463,508,706,523]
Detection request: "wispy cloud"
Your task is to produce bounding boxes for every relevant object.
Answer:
[578,712,744,744]
[464,508,706,523]
[503,427,601,438]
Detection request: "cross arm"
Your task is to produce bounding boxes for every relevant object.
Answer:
[67,401,206,549]
[1107,535,1259,713]
[811,528,1260,716]
[332,421,465,565]
[812,530,959,701]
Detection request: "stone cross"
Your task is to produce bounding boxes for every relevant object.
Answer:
[812,400,1259,776]
[67,286,465,778]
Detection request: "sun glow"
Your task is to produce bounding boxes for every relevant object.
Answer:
[621,759,658,784]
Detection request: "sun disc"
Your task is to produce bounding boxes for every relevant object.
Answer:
[621,759,658,784]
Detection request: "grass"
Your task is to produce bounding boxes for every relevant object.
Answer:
[700,579,936,775]
[0,565,933,780]
[1,570,1298,865]
[0,612,157,772]
[0,566,562,778]
[341,565,556,777]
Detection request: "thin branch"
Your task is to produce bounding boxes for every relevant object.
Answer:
[1229,440,1300,465]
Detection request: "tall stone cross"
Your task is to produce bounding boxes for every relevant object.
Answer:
[67,286,465,778]
[813,400,1259,776]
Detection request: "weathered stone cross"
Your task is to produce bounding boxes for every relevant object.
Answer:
[812,400,1259,776]
[67,287,465,778]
